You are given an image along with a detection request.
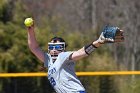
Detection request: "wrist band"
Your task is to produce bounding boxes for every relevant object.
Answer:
[84,43,97,55]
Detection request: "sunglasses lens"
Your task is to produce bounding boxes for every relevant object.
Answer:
[49,45,54,50]
[55,45,61,50]
[49,45,63,50]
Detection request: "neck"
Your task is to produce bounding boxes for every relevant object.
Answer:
[52,59,56,63]
[51,56,57,62]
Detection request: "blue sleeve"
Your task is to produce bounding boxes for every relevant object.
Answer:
[44,53,51,68]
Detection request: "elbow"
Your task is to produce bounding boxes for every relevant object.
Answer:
[28,44,38,53]
[28,45,35,53]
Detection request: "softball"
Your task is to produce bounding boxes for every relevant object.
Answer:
[24,18,34,27]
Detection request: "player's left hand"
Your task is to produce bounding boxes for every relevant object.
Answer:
[98,26,124,44]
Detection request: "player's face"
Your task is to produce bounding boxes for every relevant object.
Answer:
[48,41,65,57]
[49,48,62,56]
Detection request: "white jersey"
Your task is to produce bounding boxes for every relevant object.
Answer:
[44,52,85,93]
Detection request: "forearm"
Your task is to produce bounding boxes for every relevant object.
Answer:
[71,40,104,61]
[27,27,39,51]
[71,48,87,61]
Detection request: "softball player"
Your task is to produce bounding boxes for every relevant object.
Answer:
[26,24,124,93]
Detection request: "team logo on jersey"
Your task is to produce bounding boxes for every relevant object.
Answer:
[48,67,57,87]
[48,67,56,77]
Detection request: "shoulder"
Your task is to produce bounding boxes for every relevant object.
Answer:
[57,51,75,65]
[44,53,52,67]
[59,51,74,58]
[58,51,74,61]
[44,53,51,59]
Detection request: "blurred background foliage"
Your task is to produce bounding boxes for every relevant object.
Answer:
[0,0,140,93]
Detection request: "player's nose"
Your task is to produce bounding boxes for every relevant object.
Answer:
[52,49,58,53]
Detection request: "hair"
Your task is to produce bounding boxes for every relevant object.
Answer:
[50,36,68,47]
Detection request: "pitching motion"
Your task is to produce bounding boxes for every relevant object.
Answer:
[24,17,124,93]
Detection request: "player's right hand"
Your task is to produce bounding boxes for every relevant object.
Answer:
[25,25,34,33]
